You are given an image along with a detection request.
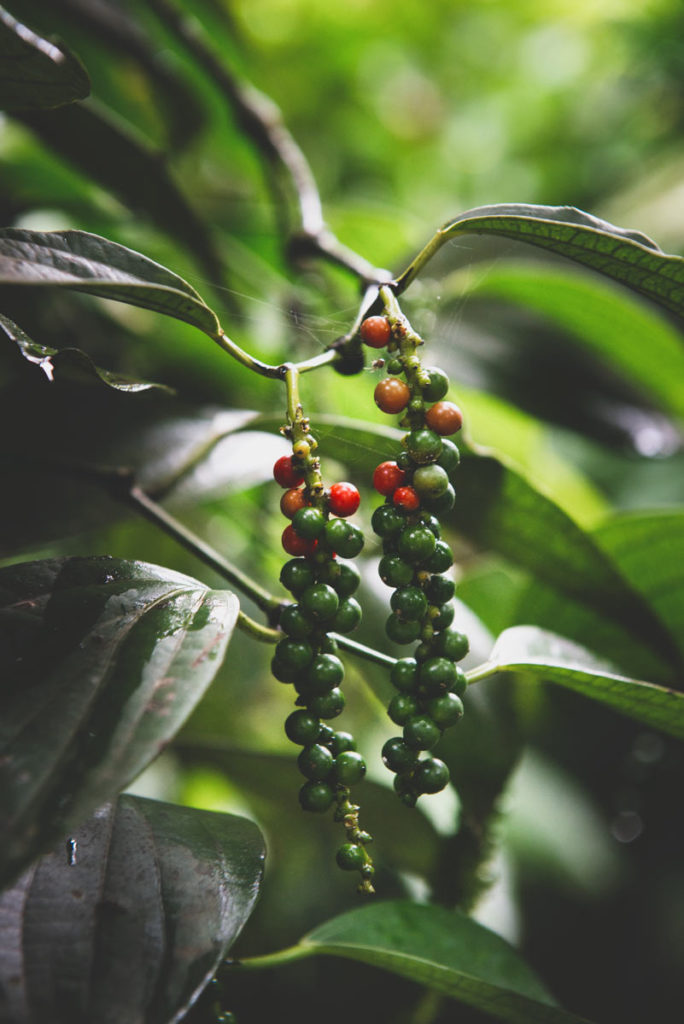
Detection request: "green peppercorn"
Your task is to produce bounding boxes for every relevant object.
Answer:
[372,504,406,538]
[433,628,469,662]
[279,603,312,639]
[330,731,356,755]
[437,438,460,478]
[297,743,334,780]
[382,736,419,772]
[279,558,316,595]
[385,613,422,645]
[398,525,437,564]
[406,428,442,464]
[378,555,414,588]
[425,575,455,605]
[275,638,314,672]
[336,842,366,871]
[390,586,428,620]
[413,463,450,499]
[299,780,335,812]
[403,714,441,750]
[418,656,457,695]
[422,366,449,402]
[304,653,344,694]
[285,709,321,745]
[332,750,367,785]
[426,692,464,727]
[390,657,418,692]
[431,601,455,631]
[423,540,453,573]
[387,692,420,725]
[300,583,339,622]
[422,484,455,515]
[292,506,325,539]
[308,687,346,719]
[414,757,450,794]
[332,597,362,633]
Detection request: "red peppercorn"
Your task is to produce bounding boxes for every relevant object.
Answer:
[328,482,361,517]
[393,486,420,511]
[273,455,306,489]
[360,316,391,349]
[373,461,406,496]
[282,525,317,556]
[280,487,308,519]
[374,377,411,415]
[424,401,463,436]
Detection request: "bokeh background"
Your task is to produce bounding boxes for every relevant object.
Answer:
[3,2,684,1022]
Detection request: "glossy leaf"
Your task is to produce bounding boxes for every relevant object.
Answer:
[290,901,591,1023]
[0,557,239,886]
[448,261,684,420]
[396,203,684,321]
[470,626,684,740]
[594,510,684,662]
[0,228,220,334]
[0,312,170,392]
[0,795,265,1024]
[0,5,90,111]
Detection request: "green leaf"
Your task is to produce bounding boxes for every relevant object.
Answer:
[0,312,171,392]
[272,901,591,1024]
[0,795,265,1024]
[0,5,90,111]
[594,509,684,662]
[396,203,684,321]
[448,261,684,420]
[471,626,684,740]
[0,228,220,334]
[0,556,239,887]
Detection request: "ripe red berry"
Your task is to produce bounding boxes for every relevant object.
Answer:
[424,401,463,436]
[393,486,420,512]
[273,455,306,488]
[328,482,360,517]
[360,316,391,349]
[374,377,411,415]
[282,524,317,556]
[373,461,406,496]
[280,487,307,519]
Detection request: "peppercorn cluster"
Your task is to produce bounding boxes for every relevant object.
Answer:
[361,313,469,808]
[272,447,374,892]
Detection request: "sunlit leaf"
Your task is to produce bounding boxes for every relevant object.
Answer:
[0,557,238,886]
[0,5,90,111]
[0,796,265,1024]
[396,204,684,321]
[0,312,170,392]
[470,625,684,739]
[0,228,220,334]
[447,261,684,420]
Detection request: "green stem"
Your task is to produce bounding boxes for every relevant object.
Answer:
[331,633,397,668]
[393,226,452,295]
[464,661,497,685]
[127,486,282,620]
[225,945,308,972]
[237,611,281,643]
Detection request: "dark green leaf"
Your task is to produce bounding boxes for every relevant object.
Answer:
[0,227,220,334]
[594,510,684,662]
[296,901,591,1023]
[396,204,684,321]
[12,102,226,286]
[0,556,239,886]
[448,261,684,420]
[471,626,684,740]
[0,312,170,392]
[0,795,265,1024]
[0,5,90,111]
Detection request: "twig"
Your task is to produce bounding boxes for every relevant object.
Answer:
[147,0,390,286]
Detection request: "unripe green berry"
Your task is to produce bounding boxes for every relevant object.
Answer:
[406,428,442,464]
[336,843,366,871]
[299,780,334,812]
[330,731,356,755]
[387,692,420,725]
[285,709,321,745]
[297,743,334,780]
[304,653,344,694]
[418,656,457,695]
[437,438,460,478]
[292,506,325,539]
[398,525,437,564]
[422,366,449,402]
[426,692,464,727]
[431,601,455,631]
[425,575,455,605]
[325,519,364,558]
[422,484,456,515]
[390,658,418,692]
[332,750,367,785]
[423,540,454,573]
[331,561,361,597]
[385,613,422,645]
[279,558,315,595]
[393,773,418,807]
[300,583,339,622]
[308,687,345,719]
[332,597,362,634]
[372,504,406,538]
[378,555,414,588]
[414,757,450,794]
[275,638,314,672]
[390,586,428,620]
[433,628,470,662]
[403,714,441,750]
[413,464,449,499]
[382,736,419,772]
[279,603,312,639]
